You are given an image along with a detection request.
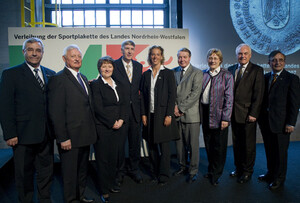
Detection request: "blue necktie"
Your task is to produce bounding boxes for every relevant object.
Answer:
[77,73,87,94]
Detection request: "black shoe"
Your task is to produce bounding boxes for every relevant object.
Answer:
[211,178,220,186]
[269,180,284,190]
[258,174,272,183]
[115,176,124,187]
[173,168,186,176]
[158,175,168,186]
[130,173,143,184]
[100,195,109,203]
[203,173,210,179]
[187,174,197,183]
[80,197,94,203]
[237,174,252,184]
[110,186,121,193]
[229,170,240,177]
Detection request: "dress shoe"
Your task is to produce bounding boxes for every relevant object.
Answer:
[173,168,186,176]
[80,197,94,203]
[100,195,109,203]
[229,170,240,177]
[269,180,284,190]
[130,173,143,184]
[158,175,168,186]
[110,186,121,193]
[187,174,197,183]
[211,178,220,186]
[258,174,272,183]
[115,176,124,187]
[203,173,211,179]
[237,174,251,184]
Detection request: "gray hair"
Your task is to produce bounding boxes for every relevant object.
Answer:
[235,43,252,56]
[22,38,44,52]
[121,40,136,50]
[177,47,191,57]
[63,44,82,57]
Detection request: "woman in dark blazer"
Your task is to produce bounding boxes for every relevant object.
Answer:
[201,48,234,186]
[140,45,179,185]
[90,56,127,203]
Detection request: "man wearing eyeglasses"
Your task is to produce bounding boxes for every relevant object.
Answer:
[258,50,300,190]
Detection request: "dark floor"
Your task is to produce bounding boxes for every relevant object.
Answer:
[1,142,300,203]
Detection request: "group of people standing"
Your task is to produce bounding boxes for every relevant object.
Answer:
[0,37,299,203]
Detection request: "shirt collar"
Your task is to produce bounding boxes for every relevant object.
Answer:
[239,62,249,69]
[180,63,190,72]
[26,62,41,72]
[101,76,117,87]
[150,65,165,72]
[271,69,283,76]
[122,58,133,68]
[209,66,221,76]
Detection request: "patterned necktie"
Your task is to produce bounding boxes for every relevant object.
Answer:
[77,73,87,94]
[270,74,278,89]
[180,68,184,81]
[126,64,132,83]
[34,69,44,90]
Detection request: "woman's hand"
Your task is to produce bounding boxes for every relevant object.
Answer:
[142,115,147,126]
[164,116,172,127]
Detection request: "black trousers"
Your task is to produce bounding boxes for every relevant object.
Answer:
[117,106,141,177]
[147,113,171,180]
[94,126,118,195]
[202,104,228,182]
[231,118,257,175]
[260,121,290,183]
[59,145,90,203]
[13,136,54,203]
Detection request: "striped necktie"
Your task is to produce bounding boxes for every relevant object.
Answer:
[34,69,44,90]
[126,64,132,83]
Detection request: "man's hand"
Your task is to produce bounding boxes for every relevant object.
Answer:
[6,137,18,147]
[61,139,72,150]
[174,105,184,117]
[285,125,294,133]
[247,115,257,123]
[142,115,147,126]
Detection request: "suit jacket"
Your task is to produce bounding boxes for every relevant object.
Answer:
[0,62,56,144]
[90,77,127,130]
[173,64,203,123]
[228,62,264,123]
[140,68,179,143]
[201,68,234,129]
[259,69,300,134]
[113,57,143,123]
[47,67,97,148]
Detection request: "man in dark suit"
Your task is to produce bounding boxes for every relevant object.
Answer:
[0,38,55,203]
[228,44,264,184]
[112,40,143,185]
[258,50,300,190]
[173,48,203,183]
[48,45,97,203]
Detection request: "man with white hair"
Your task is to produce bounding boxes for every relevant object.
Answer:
[48,44,97,203]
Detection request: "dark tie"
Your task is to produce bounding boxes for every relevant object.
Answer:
[236,67,243,82]
[77,73,87,94]
[34,69,44,90]
[180,68,184,81]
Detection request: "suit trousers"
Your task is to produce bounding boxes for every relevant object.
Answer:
[176,121,200,175]
[202,104,228,182]
[117,106,141,177]
[260,121,290,182]
[13,136,54,203]
[231,119,257,175]
[59,145,90,203]
[94,127,118,195]
[148,113,171,179]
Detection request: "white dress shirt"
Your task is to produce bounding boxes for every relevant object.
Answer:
[150,65,165,113]
[66,66,89,94]
[26,62,45,84]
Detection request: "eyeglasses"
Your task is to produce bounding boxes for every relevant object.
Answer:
[271,58,285,63]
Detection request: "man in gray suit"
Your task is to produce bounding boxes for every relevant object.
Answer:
[173,48,203,183]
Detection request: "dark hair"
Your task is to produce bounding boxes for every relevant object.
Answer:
[147,45,165,66]
[97,56,115,72]
[177,47,191,57]
[268,50,286,61]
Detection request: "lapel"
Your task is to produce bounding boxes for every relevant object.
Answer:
[174,67,181,85]
[202,70,211,92]
[269,69,286,93]
[239,62,252,84]
[180,64,192,83]
[116,58,130,83]
[63,67,88,97]
[40,66,49,85]
[21,62,43,90]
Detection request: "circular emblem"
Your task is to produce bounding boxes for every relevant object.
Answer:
[230,0,300,55]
